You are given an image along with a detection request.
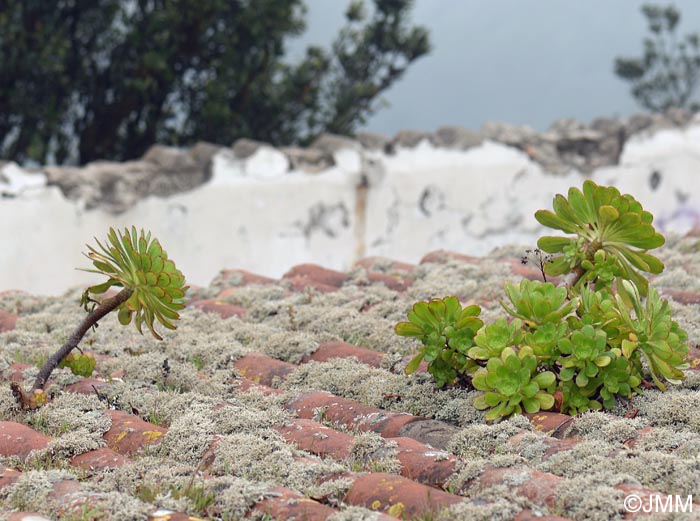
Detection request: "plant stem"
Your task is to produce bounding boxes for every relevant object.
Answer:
[31,287,133,391]
[559,264,586,291]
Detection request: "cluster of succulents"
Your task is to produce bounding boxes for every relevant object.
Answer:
[395,296,483,388]
[397,180,690,418]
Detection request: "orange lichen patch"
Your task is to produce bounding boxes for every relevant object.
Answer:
[143,430,165,442]
[345,472,462,518]
[104,410,167,455]
[525,412,574,437]
[387,502,405,518]
[686,346,700,370]
[111,430,129,447]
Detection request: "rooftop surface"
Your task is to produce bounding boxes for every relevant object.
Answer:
[0,231,699,520]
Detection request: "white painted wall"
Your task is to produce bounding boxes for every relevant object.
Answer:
[2,123,699,295]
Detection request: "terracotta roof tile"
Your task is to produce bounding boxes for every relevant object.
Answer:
[251,486,340,520]
[103,409,167,455]
[354,256,418,274]
[188,298,247,318]
[302,340,386,367]
[420,249,483,264]
[283,263,351,289]
[0,422,51,459]
[0,309,17,332]
[345,472,463,517]
[70,447,131,472]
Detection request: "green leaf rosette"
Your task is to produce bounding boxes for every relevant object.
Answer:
[80,226,189,340]
[535,180,665,295]
[395,296,483,387]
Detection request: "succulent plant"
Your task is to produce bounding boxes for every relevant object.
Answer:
[395,296,483,387]
[535,180,665,295]
[58,351,96,377]
[81,226,188,340]
[472,346,556,420]
[469,318,523,361]
[522,322,568,363]
[598,357,642,410]
[11,227,187,409]
[557,324,615,387]
[560,379,603,414]
[614,280,689,391]
[501,279,576,326]
[396,181,689,419]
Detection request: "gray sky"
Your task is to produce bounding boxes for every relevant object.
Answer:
[288,1,700,135]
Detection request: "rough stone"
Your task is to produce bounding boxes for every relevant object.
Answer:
[188,141,223,171]
[311,133,360,154]
[231,138,267,159]
[44,144,209,213]
[356,132,391,151]
[281,146,334,173]
[431,126,483,149]
[480,121,540,145]
[393,129,430,148]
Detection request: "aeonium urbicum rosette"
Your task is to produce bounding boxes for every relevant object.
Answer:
[395,296,483,387]
[614,280,689,391]
[501,279,576,326]
[81,226,188,340]
[11,226,188,410]
[471,346,556,420]
[535,180,665,295]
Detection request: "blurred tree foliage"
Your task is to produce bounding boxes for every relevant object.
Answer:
[0,0,430,165]
[614,4,700,113]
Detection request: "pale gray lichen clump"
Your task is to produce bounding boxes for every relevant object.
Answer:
[348,431,401,474]
[448,416,533,459]
[563,411,645,444]
[1,470,64,512]
[553,476,626,521]
[327,505,392,520]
